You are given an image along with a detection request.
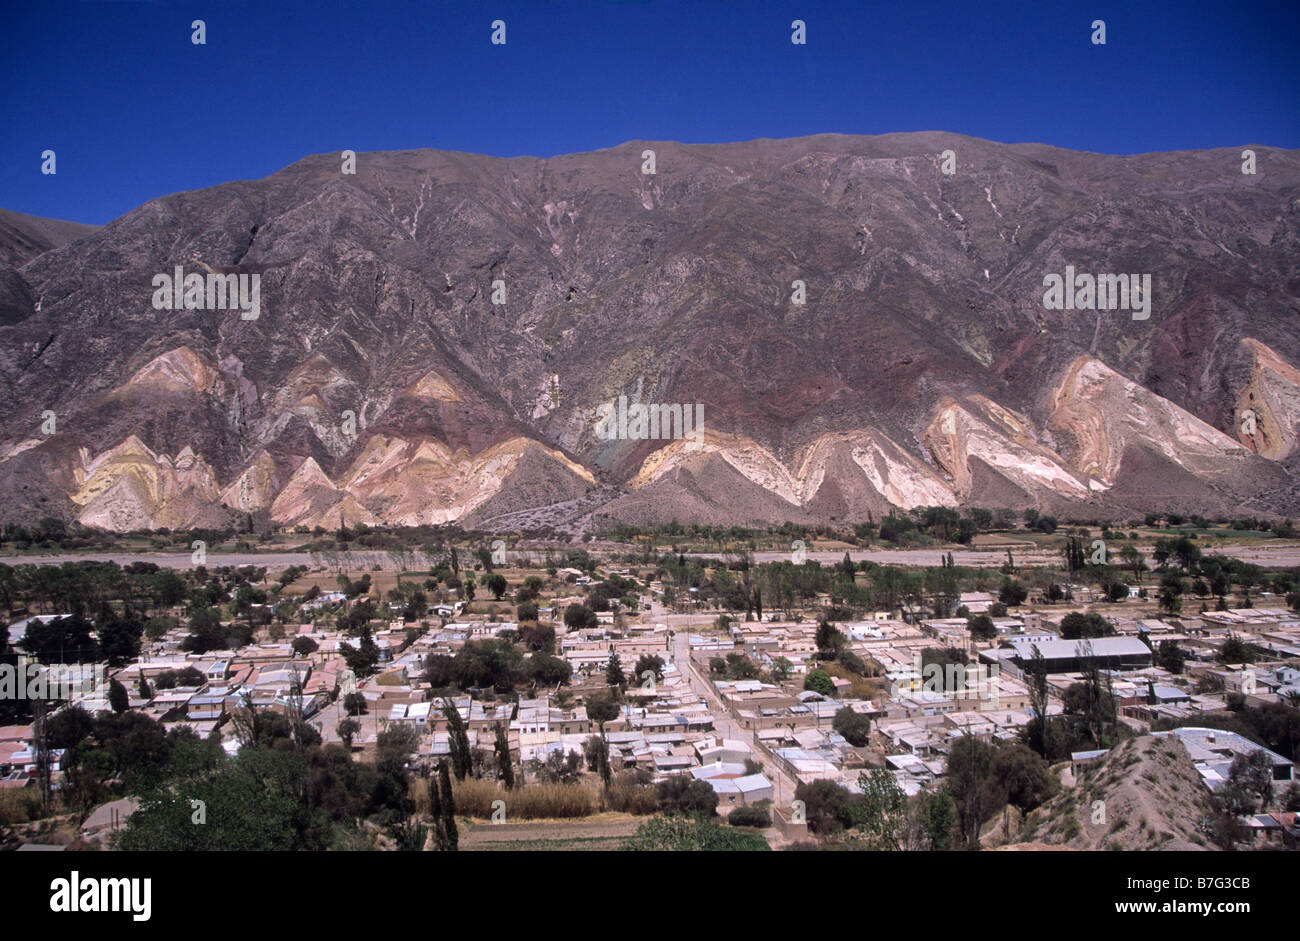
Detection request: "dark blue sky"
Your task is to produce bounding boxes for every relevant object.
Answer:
[3,0,1297,225]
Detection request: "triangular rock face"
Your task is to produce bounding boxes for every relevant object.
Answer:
[1236,338,1300,461]
[1,134,1297,530]
[1048,355,1254,485]
[119,346,218,395]
[220,450,281,513]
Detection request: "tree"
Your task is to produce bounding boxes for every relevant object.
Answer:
[724,652,759,680]
[988,743,1057,815]
[526,654,571,686]
[851,767,909,849]
[23,614,97,664]
[583,734,609,776]
[655,775,719,817]
[340,628,379,676]
[1076,643,1117,747]
[484,573,508,600]
[998,579,1028,607]
[832,706,871,746]
[771,656,793,682]
[493,722,515,789]
[947,735,998,847]
[98,609,143,667]
[442,698,473,780]
[108,678,129,714]
[1158,574,1183,615]
[291,636,318,658]
[804,669,835,697]
[634,653,665,685]
[606,653,626,689]
[586,693,621,788]
[563,603,598,632]
[1156,639,1186,674]
[916,789,957,850]
[815,618,845,653]
[794,779,856,834]
[233,584,268,630]
[343,692,367,716]
[1060,612,1113,640]
[118,748,321,851]
[434,761,458,851]
[1228,750,1274,812]
[967,613,997,642]
[336,718,360,749]
[518,620,553,652]
[1217,632,1256,665]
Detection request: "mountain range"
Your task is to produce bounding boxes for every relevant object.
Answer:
[1,133,1297,535]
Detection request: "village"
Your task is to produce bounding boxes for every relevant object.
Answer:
[3,541,1297,851]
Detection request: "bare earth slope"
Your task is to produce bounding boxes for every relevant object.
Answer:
[1022,735,1216,851]
[0,134,1297,531]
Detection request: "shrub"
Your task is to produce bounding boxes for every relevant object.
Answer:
[727,804,772,828]
[655,776,719,817]
[622,816,769,851]
[0,788,44,825]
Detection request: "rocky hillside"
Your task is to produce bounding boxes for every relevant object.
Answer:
[1021,735,1216,851]
[0,133,1297,532]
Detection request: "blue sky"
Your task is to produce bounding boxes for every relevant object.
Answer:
[2,0,1297,225]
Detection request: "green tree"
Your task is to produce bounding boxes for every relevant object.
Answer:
[998,579,1028,607]
[493,721,515,789]
[947,735,998,848]
[1059,612,1113,640]
[108,678,129,714]
[98,609,143,667]
[436,761,459,851]
[655,775,718,817]
[916,789,957,850]
[526,653,571,686]
[484,573,508,600]
[967,613,998,642]
[1217,632,1256,665]
[563,603,598,632]
[606,653,626,689]
[804,669,835,697]
[117,748,319,851]
[336,718,360,749]
[988,743,1057,814]
[852,767,908,850]
[832,706,872,747]
[1228,750,1274,812]
[634,653,665,685]
[441,698,473,779]
[1156,639,1186,674]
[585,693,621,788]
